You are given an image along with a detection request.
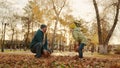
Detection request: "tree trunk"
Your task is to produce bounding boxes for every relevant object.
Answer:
[98,44,108,54]
[69,44,72,51]
[1,22,4,52]
[51,16,59,50]
[24,21,30,51]
[1,23,7,52]
[32,22,34,36]
[63,26,66,51]
[93,0,102,45]
[10,29,15,51]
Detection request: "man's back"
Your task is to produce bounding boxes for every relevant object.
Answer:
[30,29,44,48]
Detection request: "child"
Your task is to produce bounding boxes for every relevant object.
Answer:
[70,22,87,58]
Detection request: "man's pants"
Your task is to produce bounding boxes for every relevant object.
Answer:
[31,42,43,58]
[79,43,85,58]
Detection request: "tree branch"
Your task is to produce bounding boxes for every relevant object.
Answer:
[104,0,120,45]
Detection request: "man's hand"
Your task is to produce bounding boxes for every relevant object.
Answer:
[42,50,51,57]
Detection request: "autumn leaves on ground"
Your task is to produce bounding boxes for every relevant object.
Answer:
[0,51,120,68]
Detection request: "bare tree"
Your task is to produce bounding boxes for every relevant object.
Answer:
[9,13,20,50]
[22,3,34,50]
[93,0,120,54]
[104,0,120,45]
[50,0,67,50]
[0,0,13,52]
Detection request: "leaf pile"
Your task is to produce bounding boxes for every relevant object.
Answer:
[0,53,120,68]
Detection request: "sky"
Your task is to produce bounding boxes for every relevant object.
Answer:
[4,0,120,44]
[11,0,95,21]
[10,0,28,15]
[69,0,95,21]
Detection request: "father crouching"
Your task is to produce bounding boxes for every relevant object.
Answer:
[30,24,51,58]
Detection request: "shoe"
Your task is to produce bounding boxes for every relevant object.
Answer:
[34,55,41,58]
[79,56,83,58]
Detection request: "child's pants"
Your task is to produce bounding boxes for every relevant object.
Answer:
[79,43,85,58]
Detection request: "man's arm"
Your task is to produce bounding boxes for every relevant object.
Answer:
[43,34,52,53]
[35,30,43,42]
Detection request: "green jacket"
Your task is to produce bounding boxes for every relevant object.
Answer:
[30,29,50,51]
[72,27,87,44]
[30,29,44,48]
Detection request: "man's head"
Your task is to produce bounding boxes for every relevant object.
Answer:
[40,24,47,33]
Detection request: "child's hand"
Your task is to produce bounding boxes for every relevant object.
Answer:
[74,45,79,52]
[74,41,79,52]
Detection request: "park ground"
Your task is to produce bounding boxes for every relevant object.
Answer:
[0,50,120,68]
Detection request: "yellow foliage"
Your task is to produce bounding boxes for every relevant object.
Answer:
[30,1,44,23]
[59,18,67,26]
[91,33,98,45]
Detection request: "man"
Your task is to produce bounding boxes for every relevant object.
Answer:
[70,22,87,58]
[30,24,51,58]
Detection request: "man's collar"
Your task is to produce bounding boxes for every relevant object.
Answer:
[39,29,44,33]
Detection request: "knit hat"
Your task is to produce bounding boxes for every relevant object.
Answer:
[69,23,76,29]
